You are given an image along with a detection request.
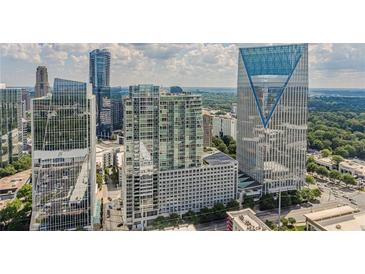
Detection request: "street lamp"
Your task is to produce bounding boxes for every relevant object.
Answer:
[273,188,282,227]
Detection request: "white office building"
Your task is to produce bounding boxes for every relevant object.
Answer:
[159,152,237,215]
[212,113,237,140]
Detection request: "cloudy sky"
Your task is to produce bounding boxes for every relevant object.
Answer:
[0,43,364,88]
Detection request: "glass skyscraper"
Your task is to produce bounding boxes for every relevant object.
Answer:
[237,44,308,194]
[0,85,23,166]
[89,48,112,138]
[30,78,96,231]
[122,85,204,228]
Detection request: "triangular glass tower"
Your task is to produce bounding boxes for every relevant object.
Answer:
[237,44,308,194]
[239,44,305,127]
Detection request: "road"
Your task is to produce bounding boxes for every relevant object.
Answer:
[102,182,126,231]
[194,219,227,231]
[256,201,344,223]
[256,180,365,224]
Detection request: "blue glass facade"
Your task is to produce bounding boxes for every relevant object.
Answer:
[237,44,308,193]
[89,49,112,138]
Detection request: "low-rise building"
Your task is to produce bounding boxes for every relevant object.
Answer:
[313,155,335,170]
[158,151,238,215]
[227,208,270,231]
[0,169,31,203]
[339,159,365,179]
[212,112,237,140]
[237,173,262,202]
[96,141,121,169]
[304,205,365,231]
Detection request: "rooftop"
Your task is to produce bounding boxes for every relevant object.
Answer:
[340,159,365,176]
[227,208,270,231]
[305,205,365,231]
[319,211,365,231]
[304,205,357,221]
[203,151,237,166]
[0,169,31,192]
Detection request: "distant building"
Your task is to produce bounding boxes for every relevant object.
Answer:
[237,44,308,194]
[339,159,365,179]
[31,78,96,231]
[202,111,213,147]
[212,113,237,140]
[111,93,123,131]
[21,88,30,112]
[89,49,112,138]
[231,103,237,116]
[121,85,237,230]
[304,205,365,231]
[170,86,183,93]
[313,155,335,170]
[35,66,50,98]
[96,141,121,169]
[0,85,23,166]
[227,208,270,231]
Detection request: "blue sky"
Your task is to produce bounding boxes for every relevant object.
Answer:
[0,43,364,88]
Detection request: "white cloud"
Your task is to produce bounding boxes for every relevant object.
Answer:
[1,43,364,88]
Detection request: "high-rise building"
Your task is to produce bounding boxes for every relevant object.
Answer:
[121,85,237,230]
[237,44,308,194]
[35,66,50,98]
[202,110,213,147]
[30,78,96,231]
[21,88,31,112]
[111,90,123,131]
[89,49,112,138]
[0,84,23,166]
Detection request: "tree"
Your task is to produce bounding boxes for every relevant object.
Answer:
[307,156,315,164]
[16,184,32,203]
[242,197,255,209]
[222,135,235,146]
[227,143,236,155]
[306,162,318,173]
[152,216,168,230]
[212,203,226,220]
[305,175,315,184]
[311,188,321,198]
[341,173,356,186]
[217,143,228,154]
[287,217,297,228]
[321,149,332,158]
[312,139,324,150]
[0,165,16,177]
[329,170,342,181]
[332,155,344,167]
[316,166,329,176]
[168,213,182,227]
[226,199,239,211]
[96,173,103,190]
[259,194,276,210]
[199,207,213,223]
[182,210,198,224]
[344,144,356,157]
[334,147,349,158]
[0,199,22,227]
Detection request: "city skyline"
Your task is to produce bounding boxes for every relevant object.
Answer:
[1,43,365,88]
